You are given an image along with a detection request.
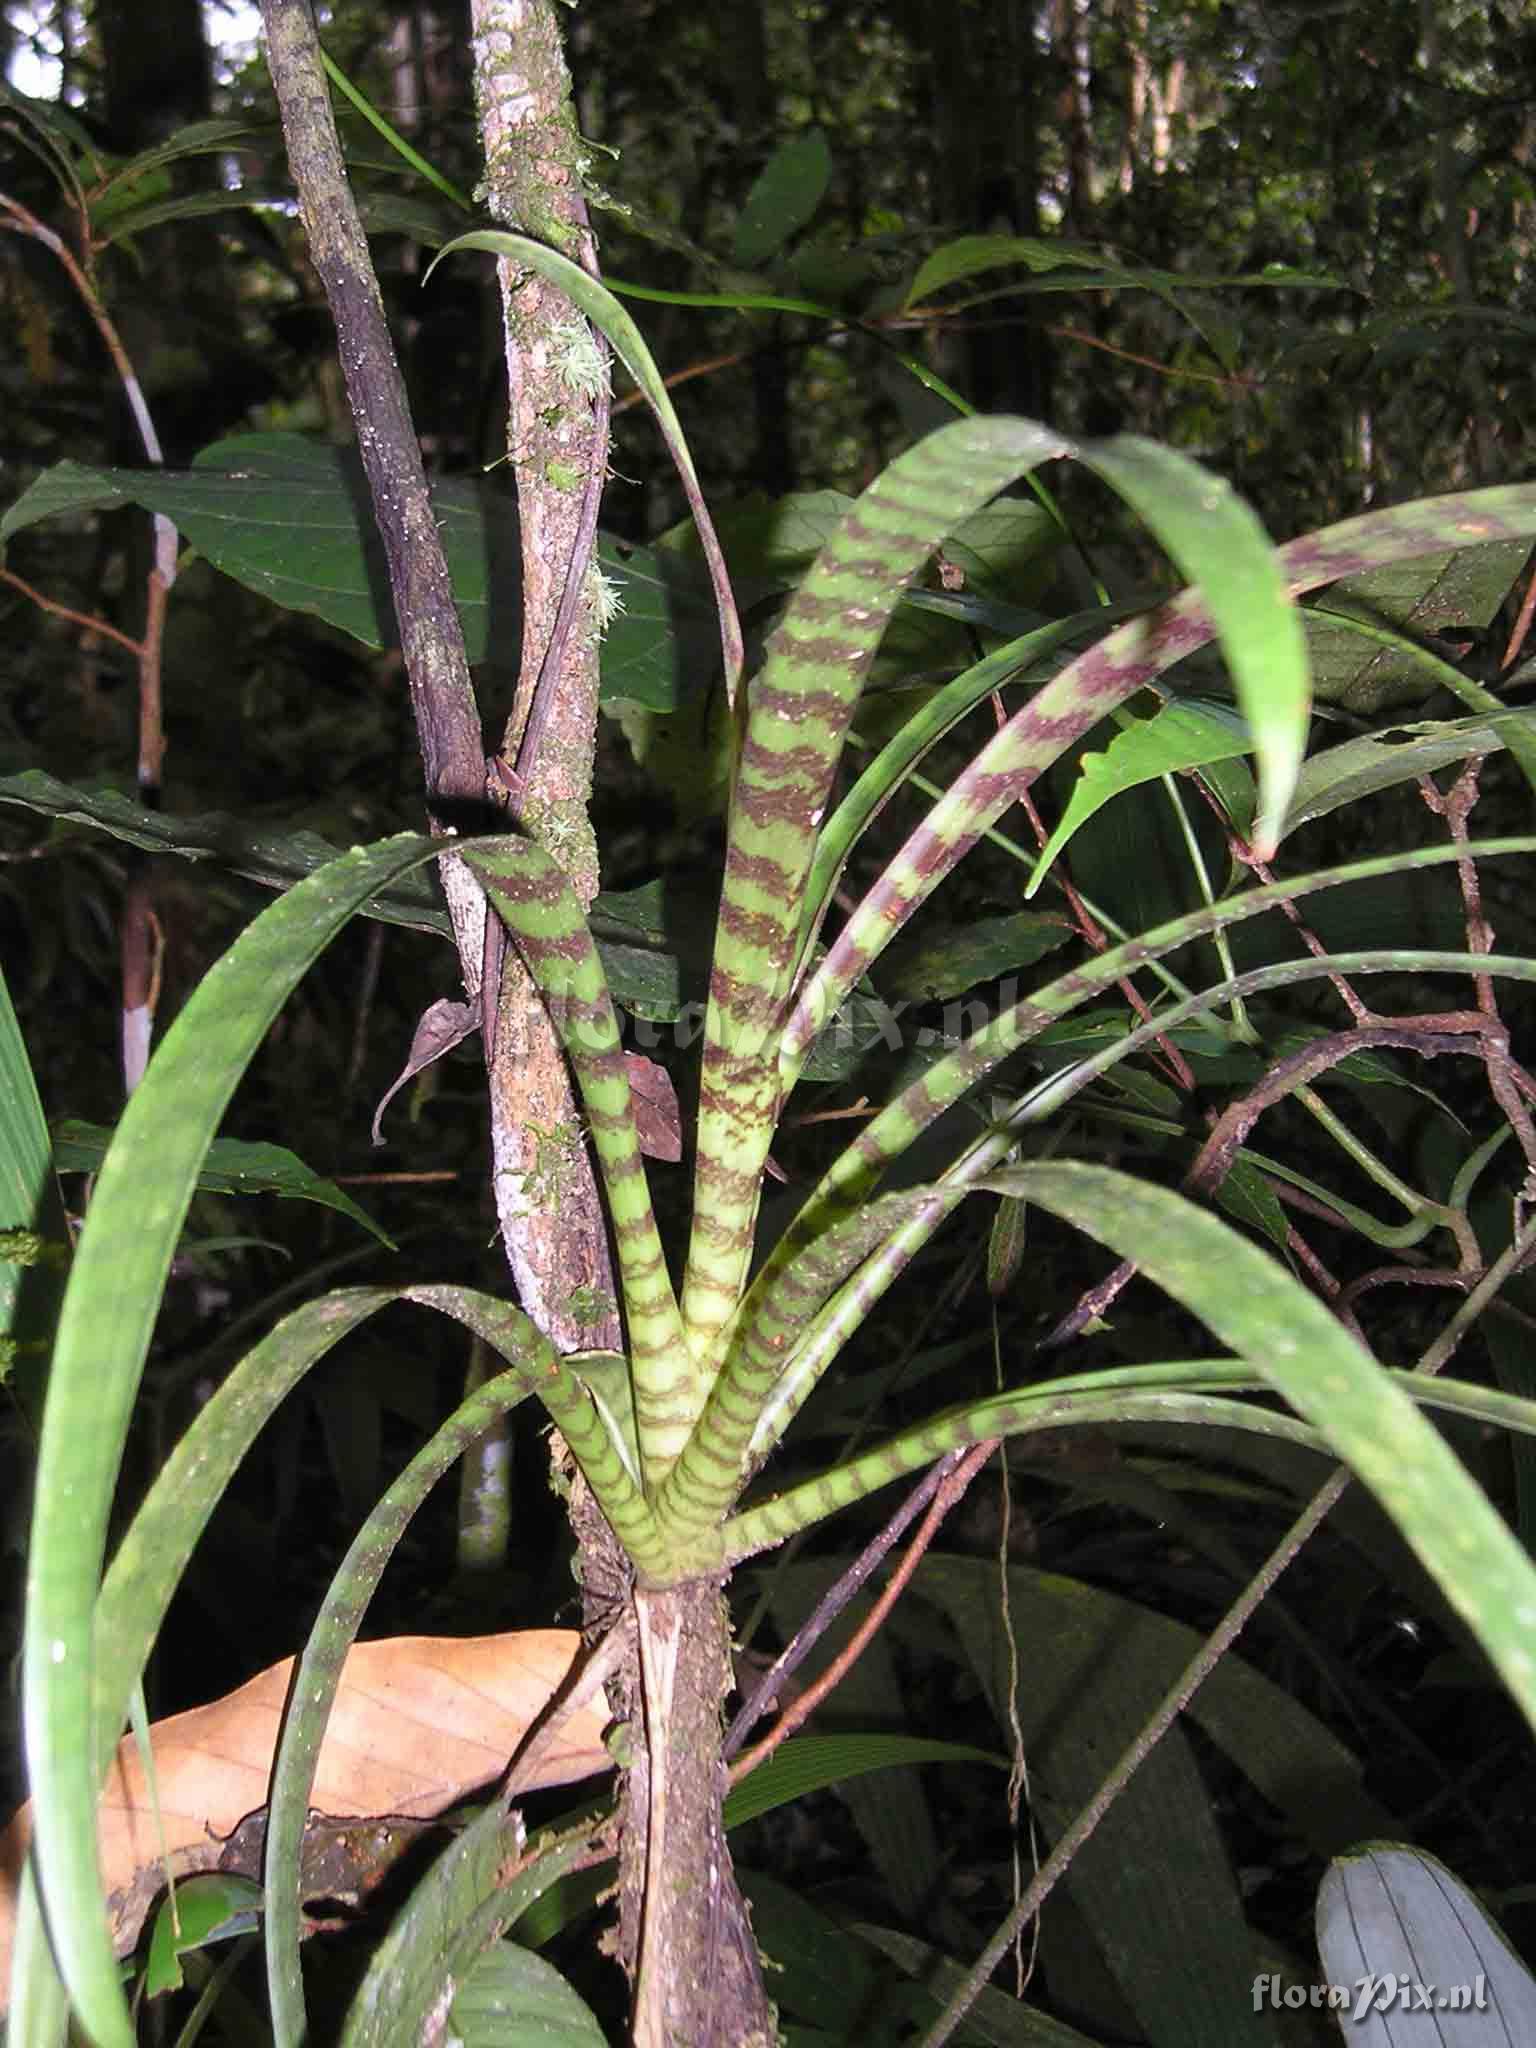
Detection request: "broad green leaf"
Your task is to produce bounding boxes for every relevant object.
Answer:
[906,234,1127,304]
[20,833,442,2048]
[1036,1721,1272,2047]
[1031,697,1254,889]
[0,435,712,711]
[52,1123,392,1247]
[879,907,1072,1001]
[987,1190,1030,1296]
[911,1557,1391,1867]
[0,763,720,1020]
[739,1875,918,2043]
[0,761,452,935]
[1210,1153,1289,1249]
[741,1877,1018,2046]
[607,683,735,824]
[988,1164,1536,1740]
[88,118,261,231]
[1283,714,1530,838]
[338,1816,593,2048]
[87,187,290,241]
[724,1733,1005,1829]
[142,1875,263,1996]
[1316,1846,1536,2042]
[658,487,852,600]
[1304,538,1530,713]
[1073,439,1305,854]
[450,1943,606,2047]
[732,129,832,267]
[512,1729,1010,1955]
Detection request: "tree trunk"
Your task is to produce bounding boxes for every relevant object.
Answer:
[468,5,776,2038]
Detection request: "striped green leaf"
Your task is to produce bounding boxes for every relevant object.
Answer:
[460,838,695,1488]
[683,418,1071,1357]
[712,841,1536,1473]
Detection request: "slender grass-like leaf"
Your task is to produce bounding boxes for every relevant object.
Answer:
[723,840,1536,1469]
[94,1291,404,1756]
[684,416,1072,1361]
[987,1165,1536,1737]
[722,1385,1324,1560]
[264,1362,546,2046]
[0,957,67,1426]
[801,607,1137,960]
[19,832,443,2048]
[429,230,742,706]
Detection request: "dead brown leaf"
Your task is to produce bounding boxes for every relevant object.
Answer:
[0,1628,611,1997]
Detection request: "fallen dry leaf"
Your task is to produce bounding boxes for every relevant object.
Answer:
[0,1628,611,1999]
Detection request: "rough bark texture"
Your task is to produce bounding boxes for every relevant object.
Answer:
[470,9,775,2037]
[469,0,620,1358]
[261,0,486,816]
[626,1581,774,2048]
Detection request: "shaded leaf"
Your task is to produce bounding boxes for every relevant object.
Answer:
[904,233,1337,307]
[732,130,833,267]
[450,1942,607,2046]
[1281,715,1527,838]
[0,435,711,711]
[882,911,1071,1001]
[852,1923,1107,2045]
[52,1122,393,1246]
[1304,540,1530,714]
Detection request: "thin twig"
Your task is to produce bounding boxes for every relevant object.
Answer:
[0,568,142,657]
[730,1440,997,1785]
[724,1446,970,1759]
[917,1218,1536,2048]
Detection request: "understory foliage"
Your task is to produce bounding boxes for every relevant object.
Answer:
[6,2,1536,2044]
